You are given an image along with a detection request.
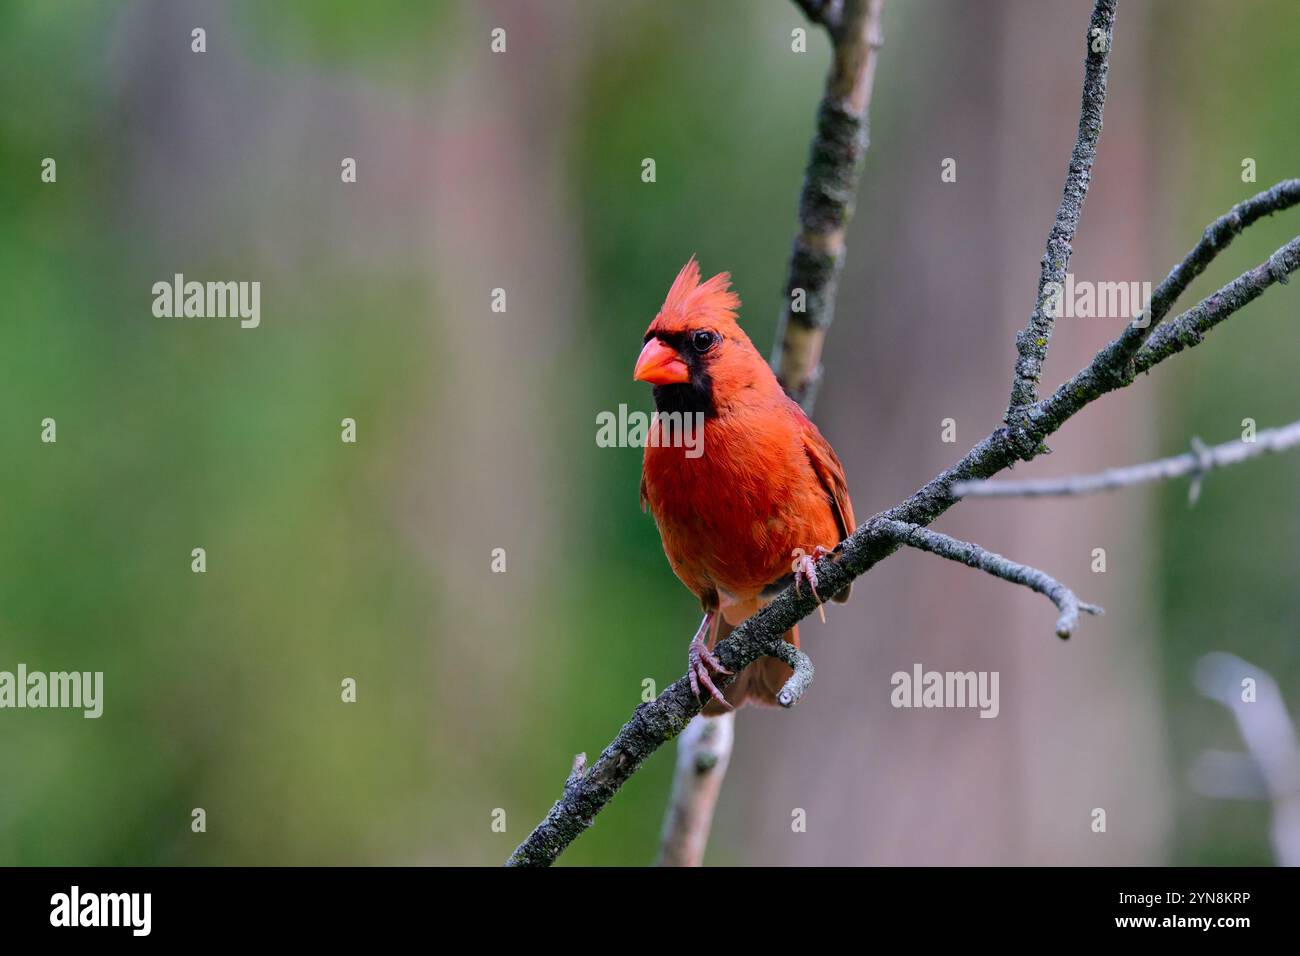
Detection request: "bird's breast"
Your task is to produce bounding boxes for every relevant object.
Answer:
[642,413,841,601]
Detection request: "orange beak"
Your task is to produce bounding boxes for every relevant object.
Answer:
[633,337,689,385]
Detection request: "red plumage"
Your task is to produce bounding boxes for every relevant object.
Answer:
[635,258,854,712]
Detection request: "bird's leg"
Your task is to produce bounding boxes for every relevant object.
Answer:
[688,611,732,709]
[794,546,830,623]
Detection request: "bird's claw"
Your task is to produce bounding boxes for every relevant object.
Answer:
[688,636,733,709]
[794,546,829,623]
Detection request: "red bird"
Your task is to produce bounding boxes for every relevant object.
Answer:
[634,258,855,713]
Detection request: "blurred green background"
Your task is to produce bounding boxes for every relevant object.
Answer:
[0,0,1296,865]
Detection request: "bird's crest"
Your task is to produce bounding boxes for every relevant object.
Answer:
[652,256,741,333]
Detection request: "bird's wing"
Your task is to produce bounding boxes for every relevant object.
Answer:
[801,419,856,543]
[801,420,855,604]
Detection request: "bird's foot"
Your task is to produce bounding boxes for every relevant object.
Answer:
[688,613,732,709]
[794,546,830,623]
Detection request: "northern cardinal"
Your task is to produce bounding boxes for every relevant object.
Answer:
[634,258,855,713]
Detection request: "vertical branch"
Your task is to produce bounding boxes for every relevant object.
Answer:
[657,0,886,868]
[508,0,1300,870]
[771,0,886,411]
[655,712,735,866]
[1004,0,1116,429]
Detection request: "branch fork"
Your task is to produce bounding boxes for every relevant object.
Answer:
[507,0,1300,867]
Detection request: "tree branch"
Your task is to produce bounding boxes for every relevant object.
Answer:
[1112,179,1300,362]
[505,0,1300,867]
[771,0,885,410]
[952,420,1300,503]
[656,0,886,869]
[654,712,734,867]
[1018,233,1300,453]
[771,638,816,706]
[507,201,1300,869]
[1005,0,1117,423]
[875,519,1101,639]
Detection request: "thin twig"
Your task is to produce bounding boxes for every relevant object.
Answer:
[1134,237,1300,371]
[1005,0,1117,424]
[771,639,816,706]
[505,0,1300,868]
[1113,179,1300,361]
[505,232,1296,865]
[1023,234,1300,453]
[875,519,1101,639]
[952,420,1300,502]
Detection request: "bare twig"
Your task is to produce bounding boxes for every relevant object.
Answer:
[1133,236,1300,371]
[953,420,1300,502]
[1113,179,1300,362]
[505,233,1297,865]
[1020,233,1300,457]
[876,519,1101,639]
[655,713,735,867]
[771,0,885,410]
[505,0,1300,867]
[771,639,816,706]
[1005,0,1117,424]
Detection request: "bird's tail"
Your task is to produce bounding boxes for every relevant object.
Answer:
[701,620,798,715]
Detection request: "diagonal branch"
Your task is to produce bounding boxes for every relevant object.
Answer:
[1026,235,1300,443]
[505,0,1300,868]
[656,0,887,870]
[505,230,1297,864]
[1113,179,1300,360]
[952,419,1300,503]
[1005,0,1117,424]
[875,519,1101,639]
[1134,237,1300,371]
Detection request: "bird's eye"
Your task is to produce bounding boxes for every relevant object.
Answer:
[691,330,717,353]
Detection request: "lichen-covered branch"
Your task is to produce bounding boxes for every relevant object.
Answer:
[952,420,1300,502]
[506,192,1300,869]
[1005,0,1117,424]
[656,0,885,869]
[771,0,885,410]
[1111,179,1300,365]
[1134,237,1300,371]
[771,639,816,706]
[875,519,1101,639]
[505,0,1300,867]
[1021,233,1300,450]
